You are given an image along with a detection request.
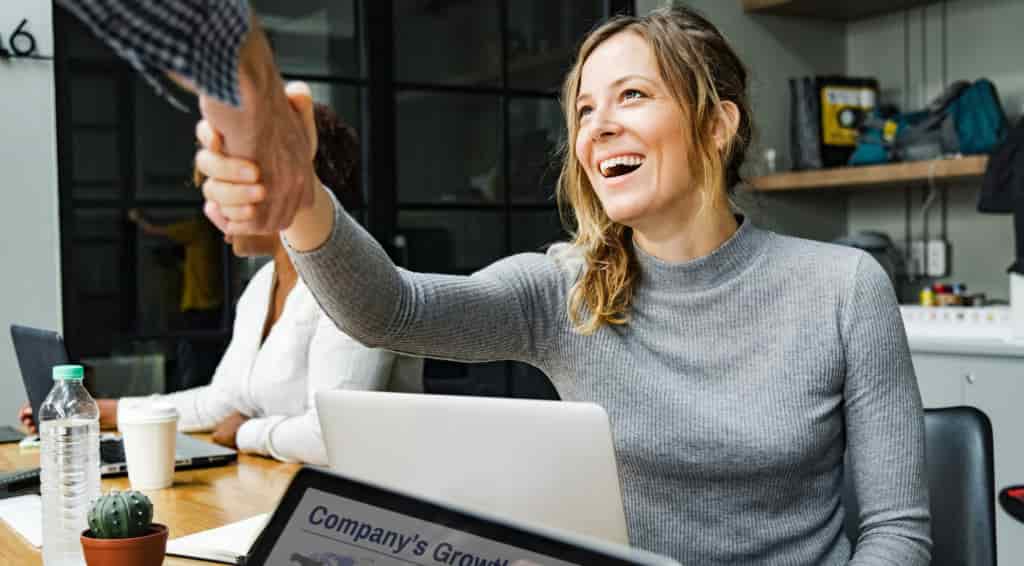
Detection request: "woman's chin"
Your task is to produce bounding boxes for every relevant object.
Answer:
[600,202,647,228]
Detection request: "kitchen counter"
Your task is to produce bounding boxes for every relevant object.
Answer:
[908,336,1024,358]
[901,305,1024,357]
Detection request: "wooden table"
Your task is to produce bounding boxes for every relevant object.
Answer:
[0,435,301,565]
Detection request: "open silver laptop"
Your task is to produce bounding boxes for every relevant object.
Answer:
[10,324,236,476]
[316,390,630,545]
[98,432,236,475]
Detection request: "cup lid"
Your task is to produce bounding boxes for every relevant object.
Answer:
[118,402,179,425]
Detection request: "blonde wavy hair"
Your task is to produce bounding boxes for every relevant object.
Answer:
[557,6,753,334]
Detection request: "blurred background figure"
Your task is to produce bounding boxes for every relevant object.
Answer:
[22,102,407,466]
[127,208,224,390]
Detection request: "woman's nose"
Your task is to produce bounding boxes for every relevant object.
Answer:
[588,112,623,142]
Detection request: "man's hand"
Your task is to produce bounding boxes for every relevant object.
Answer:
[197,18,317,236]
[212,411,250,449]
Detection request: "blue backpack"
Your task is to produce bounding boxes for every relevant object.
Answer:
[953,79,1009,155]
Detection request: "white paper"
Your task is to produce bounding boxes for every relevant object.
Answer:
[0,494,42,547]
[166,512,269,564]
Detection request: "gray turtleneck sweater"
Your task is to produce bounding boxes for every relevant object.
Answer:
[288,195,931,565]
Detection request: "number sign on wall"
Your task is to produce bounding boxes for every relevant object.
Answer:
[0,18,40,59]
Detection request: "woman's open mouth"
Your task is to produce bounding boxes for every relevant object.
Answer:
[599,154,645,179]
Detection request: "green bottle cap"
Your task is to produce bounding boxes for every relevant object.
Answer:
[53,364,84,381]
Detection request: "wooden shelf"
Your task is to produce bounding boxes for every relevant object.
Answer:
[747,155,989,192]
[742,0,940,21]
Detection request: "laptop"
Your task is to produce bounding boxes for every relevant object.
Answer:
[10,324,236,475]
[316,390,630,545]
[246,466,680,566]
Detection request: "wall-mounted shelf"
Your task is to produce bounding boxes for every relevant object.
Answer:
[747,155,989,192]
[741,0,939,21]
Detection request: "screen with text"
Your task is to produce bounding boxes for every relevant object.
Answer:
[265,488,582,566]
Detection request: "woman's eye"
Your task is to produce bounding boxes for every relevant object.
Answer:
[623,89,645,101]
[578,106,593,118]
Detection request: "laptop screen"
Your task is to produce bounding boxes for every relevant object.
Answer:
[10,325,70,423]
[248,468,679,566]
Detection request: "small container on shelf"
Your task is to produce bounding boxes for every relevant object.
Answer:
[919,287,935,307]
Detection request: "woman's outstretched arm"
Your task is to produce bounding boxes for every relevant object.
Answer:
[196,119,562,366]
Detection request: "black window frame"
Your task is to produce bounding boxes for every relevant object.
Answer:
[54,0,636,397]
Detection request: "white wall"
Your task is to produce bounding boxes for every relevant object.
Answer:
[0,1,61,427]
[846,0,1024,300]
[636,0,668,14]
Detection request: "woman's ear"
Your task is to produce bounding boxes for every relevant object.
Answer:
[713,101,741,151]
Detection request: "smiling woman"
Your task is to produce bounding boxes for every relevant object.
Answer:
[194,6,931,565]
[560,17,751,334]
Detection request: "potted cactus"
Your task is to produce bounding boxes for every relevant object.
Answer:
[80,490,168,566]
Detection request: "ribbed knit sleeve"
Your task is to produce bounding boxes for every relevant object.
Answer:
[841,254,932,565]
[286,190,557,366]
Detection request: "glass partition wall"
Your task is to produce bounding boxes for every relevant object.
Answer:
[55,0,633,399]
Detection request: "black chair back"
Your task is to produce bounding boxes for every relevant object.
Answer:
[843,406,997,565]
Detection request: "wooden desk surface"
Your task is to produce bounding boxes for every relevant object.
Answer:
[0,435,301,565]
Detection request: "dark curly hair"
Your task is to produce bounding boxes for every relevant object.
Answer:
[312,103,363,211]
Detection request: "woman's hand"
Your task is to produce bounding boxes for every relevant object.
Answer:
[196,81,318,236]
[19,399,118,434]
[212,411,250,449]
[18,402,36,435]
[97,399,119,430]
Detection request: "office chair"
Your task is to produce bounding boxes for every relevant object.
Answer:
[999,485,1024,524]
[843,406,997,566]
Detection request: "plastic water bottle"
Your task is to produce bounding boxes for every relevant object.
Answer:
[39,364,101,566]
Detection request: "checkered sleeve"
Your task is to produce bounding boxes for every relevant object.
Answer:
[56,0,250,108]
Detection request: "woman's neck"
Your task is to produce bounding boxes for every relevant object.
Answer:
[632,203,738,263]
[271,245,298,291]
[261,244,299,343]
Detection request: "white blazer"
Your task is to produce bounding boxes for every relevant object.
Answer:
[121,262,419,465]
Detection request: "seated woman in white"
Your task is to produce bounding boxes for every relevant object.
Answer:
[20,104,418,465]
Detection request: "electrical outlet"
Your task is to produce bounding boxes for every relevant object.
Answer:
[927,239,949,277]
[908,239,949,277]
[909,241,926,277]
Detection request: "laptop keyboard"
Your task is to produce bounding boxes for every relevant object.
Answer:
[99,438,125,464]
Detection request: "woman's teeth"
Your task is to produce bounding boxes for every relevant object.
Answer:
[599,155,644,178]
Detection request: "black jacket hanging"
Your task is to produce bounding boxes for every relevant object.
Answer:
[977,117,1024,273]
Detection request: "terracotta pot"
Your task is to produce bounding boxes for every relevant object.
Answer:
[80,523,168,566]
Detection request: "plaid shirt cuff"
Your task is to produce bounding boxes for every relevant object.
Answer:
[57,0,250,108]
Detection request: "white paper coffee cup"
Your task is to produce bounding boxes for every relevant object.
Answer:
[118,402,179,490]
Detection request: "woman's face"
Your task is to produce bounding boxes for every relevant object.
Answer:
[574,32,696,233]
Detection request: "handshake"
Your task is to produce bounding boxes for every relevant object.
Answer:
[195,81,339,252]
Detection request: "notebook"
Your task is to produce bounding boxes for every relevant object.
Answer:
[0,494,42,547]
[166,513,270,564]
